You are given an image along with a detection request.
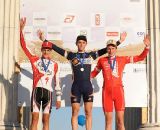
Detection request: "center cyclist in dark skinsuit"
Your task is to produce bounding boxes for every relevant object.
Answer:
[38,30,127,130]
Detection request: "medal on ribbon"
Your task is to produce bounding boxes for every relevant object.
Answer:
[76,53,86,72]
[41,58,51,72]
[108,56,116,71]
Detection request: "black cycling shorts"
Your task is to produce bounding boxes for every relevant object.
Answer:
[31,87,52,114]
[71,80,93,103]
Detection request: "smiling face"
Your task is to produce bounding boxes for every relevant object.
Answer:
[107,44,117,57]
[41,48,52,59]
[76,40,87,52]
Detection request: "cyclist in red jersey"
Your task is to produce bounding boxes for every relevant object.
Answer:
[91,35,150,130]
[20,18,62,130]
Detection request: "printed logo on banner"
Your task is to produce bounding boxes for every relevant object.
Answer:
[63,14,76,26]
[132,27,146,43]
[106,32,119,37]
[120,13,134,27]
[47,26,62,40]
[24,26,33,40]
[76,27,91,42]
[91,13,105,27]
[64,15,75,23]
[105,27,120,41]
[95,14,100,26]
[121,16,133,25]
[80,30,87,36]
[137,31,145,37]
[130,0,140,2]
[133,67,145,73]
[33,12,47,26]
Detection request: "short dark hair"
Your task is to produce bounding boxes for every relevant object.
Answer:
[76,35,87,44]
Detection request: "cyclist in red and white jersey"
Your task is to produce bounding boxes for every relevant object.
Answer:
[20,18,61,130]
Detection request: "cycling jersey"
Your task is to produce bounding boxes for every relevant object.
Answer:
[20,31,61,100]
[91,47,149,112]
[52,44,107,81]
[46,40,120,103]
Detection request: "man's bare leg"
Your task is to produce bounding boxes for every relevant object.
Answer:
[71,103,80,130]
[42,113,50,130]
[104,112,113,130]
[116,111,125,130]
[30,112,39,130]
[84,102,93,130]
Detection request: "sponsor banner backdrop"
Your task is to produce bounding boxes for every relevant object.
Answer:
[19,0,147,108]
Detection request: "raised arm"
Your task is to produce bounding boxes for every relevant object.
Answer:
[20,18,34,59]
[126,34,150,63]
[37,30,72,60]
[91,32,127,59]
[119,32,127,44]
[54,62,62,109]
